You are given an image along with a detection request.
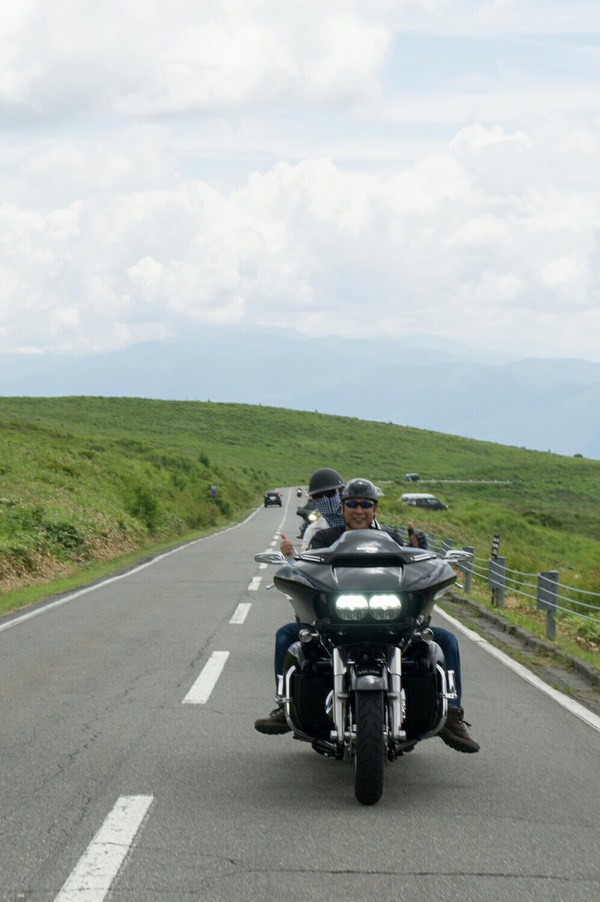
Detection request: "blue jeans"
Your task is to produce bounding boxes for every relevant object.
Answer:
[274,622,462,707]
[275,622,301,687]
[430,626,462,707]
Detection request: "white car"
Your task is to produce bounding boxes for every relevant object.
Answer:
[400,492,448,510]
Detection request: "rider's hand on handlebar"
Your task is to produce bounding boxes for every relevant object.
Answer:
[280,534,295,558]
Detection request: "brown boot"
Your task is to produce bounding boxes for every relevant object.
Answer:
[438,706,480,753]
[254,707,291,735]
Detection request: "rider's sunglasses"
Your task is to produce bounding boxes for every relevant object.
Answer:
[343,500,375,509]
[312,489,338,500]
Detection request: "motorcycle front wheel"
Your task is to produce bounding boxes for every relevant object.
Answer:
[353,690,385,805]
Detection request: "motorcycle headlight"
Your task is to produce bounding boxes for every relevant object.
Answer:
[335,594,369,621]
[334,594,402,621]
[368,594,402,620]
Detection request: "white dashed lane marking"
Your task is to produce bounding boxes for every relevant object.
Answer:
[53,795,153,902]
[182,651,230,704]
[230,603,251,624]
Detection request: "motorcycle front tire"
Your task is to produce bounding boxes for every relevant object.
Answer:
[353,690,385,805]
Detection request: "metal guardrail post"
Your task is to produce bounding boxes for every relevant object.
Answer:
[489,556,506,608]
[490,534,501,605]
[462,546,474,594]
[537,570,559,639]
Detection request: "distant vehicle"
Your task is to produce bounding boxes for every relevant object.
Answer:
[296,498,320,537]
[405,473,420,483]
[400,493,448,511]
[374,485,385,497]
[264,490,282,508]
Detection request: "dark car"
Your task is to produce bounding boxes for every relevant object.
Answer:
[264,490,282,508]
[405,473,420,482]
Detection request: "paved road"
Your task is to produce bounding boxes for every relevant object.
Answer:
[1,490,598,901]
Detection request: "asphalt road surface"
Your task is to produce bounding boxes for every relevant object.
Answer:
[1,490,599,901]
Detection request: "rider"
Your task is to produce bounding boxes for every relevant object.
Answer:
[255,477,480,753]
[297,467,345,549]
[255,468,346,738]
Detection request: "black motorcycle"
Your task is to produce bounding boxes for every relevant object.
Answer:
[295,498,320,538]
[255,530,472,805]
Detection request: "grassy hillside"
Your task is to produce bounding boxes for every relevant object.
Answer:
[1,396,599,664]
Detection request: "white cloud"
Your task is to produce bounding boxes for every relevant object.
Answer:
[7,1,598,120]
[1,1,393,117]
[1,3,599,361]
[127,256,164,288]
[539,255,585,288]
[451,124,532,155]
[1,127,599,356]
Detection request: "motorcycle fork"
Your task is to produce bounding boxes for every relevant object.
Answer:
[330,648,347,742]
[388,647,407,742]
[330,647,407,744]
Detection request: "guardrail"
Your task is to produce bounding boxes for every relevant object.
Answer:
[400,528,600,641]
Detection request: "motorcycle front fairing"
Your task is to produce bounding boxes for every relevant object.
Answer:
[273,529,457,632]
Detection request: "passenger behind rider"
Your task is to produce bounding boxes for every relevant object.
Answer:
[292,466,345,552]
[255,477,479,753]
[261,468,345,728]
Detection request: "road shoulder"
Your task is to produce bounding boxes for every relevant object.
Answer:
[440,593,600,718]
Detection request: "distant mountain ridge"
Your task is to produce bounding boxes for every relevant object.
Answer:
[1,328,599,458]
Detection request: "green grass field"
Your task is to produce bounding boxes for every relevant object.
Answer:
[1,396,599,669]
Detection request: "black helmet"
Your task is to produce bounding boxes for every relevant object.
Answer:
[308,467,344,497]
[341,478,379,503]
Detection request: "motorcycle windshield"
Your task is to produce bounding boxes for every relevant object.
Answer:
[299,529,432,567]
[280,530,455,623]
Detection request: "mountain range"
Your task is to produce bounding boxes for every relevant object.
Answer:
[2,327,599,459]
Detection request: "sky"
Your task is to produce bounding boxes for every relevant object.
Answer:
[2,0,600,362]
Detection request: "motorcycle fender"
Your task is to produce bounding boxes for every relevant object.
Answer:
[351,672,387,691]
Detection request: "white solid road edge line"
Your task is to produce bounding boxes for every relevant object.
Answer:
[183,650,230,704]
[435,605,600,733]
[54,794,153,902]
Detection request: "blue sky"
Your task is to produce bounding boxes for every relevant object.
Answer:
[1,1,599,361]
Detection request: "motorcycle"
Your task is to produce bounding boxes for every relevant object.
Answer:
[255,530,472,805]
[295,498,320,538]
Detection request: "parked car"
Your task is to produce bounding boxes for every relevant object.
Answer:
[404,473,420,482]
[400,492,448,511]
[264,490,283,508]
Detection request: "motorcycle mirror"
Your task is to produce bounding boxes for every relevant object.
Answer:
[443,549,474,563]
[254,551,287,565]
